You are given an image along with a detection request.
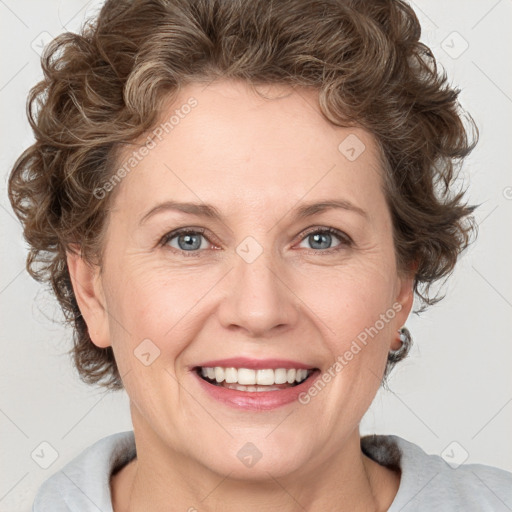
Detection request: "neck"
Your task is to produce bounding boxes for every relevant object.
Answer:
[111,410,399,512]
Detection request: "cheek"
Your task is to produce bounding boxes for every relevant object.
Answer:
[305,258,396,324]
[288,266,396,439]
[104,260,220,362]
[299,260,397,371]
[103,266,200,414]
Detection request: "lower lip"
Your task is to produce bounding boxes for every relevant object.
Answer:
[193,370,320,411]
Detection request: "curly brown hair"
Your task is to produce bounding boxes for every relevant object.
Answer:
[7,0,478,391]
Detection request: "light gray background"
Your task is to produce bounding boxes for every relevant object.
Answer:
[1,1,511,510]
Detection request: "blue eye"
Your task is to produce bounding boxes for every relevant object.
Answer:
[160,226,352,256]
[297,227,351,252]
[161,229,211,254]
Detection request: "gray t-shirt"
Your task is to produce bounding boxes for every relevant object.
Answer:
[32,430,512,511]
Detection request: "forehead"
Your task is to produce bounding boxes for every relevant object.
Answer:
[111,80,385,221]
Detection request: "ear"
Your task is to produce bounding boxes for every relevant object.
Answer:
[390,265,416,351]
[66,243,111,348]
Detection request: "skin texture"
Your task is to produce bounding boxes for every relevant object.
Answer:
[67,80,414,511]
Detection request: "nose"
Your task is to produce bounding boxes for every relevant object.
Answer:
[216,244,299,338]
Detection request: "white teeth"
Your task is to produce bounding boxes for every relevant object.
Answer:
[226,384,283,392]
[199,366,312,386]
[224,367,238,383]
[274,368,288,384]
[296,369,308,382]
[256,369,275,385]
[238,368,256,385]
[214,367,225,382]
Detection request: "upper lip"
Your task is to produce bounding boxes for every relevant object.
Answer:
[193,357,316,370]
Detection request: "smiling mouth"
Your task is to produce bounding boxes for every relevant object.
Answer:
[195,366,317,392]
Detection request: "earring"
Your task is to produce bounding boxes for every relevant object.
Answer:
[388,326,412,363]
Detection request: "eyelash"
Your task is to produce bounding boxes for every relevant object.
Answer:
[158,226,353,257]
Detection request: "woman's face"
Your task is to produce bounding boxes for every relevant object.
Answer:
[72,79,413,479]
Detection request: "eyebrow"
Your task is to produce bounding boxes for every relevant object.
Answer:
[139,199,368,226]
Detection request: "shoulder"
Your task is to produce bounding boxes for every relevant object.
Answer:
[361,434,512,511]
[32,430,136,512]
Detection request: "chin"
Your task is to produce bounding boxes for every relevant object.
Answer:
[189,435,313,481]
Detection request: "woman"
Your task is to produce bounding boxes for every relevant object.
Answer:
[7,0,511,510]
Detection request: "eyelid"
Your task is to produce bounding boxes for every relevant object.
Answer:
[159,226,217,249]
[297,225,353,245]
[159,225,353,254]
